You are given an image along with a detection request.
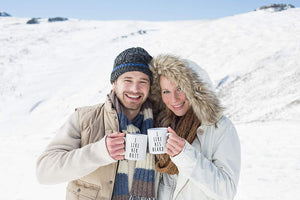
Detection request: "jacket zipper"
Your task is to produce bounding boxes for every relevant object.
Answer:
[110,161,119,200]
[110,111,120,200]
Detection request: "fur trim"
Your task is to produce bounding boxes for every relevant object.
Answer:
[150,54,223,125]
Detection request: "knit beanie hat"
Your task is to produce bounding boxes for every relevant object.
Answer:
[110,47,153,84]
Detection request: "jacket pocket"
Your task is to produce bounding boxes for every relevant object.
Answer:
[66,179,100,200]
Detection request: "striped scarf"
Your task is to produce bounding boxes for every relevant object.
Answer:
[109,91,156,200]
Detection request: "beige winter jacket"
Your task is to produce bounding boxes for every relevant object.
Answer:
[36,98,121,200]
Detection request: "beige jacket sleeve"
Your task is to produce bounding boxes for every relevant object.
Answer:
[36,111,116,185]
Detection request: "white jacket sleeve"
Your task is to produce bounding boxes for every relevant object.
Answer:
[36,111,116,185]
[171,117,241,200]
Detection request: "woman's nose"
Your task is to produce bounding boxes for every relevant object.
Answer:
[171,92,179,102]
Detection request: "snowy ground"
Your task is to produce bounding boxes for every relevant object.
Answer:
[1,8,299,200]
[235,122,300,200]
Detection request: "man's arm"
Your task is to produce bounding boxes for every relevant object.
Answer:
[36,111,117,184]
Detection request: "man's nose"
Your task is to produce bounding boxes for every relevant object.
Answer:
[130,82,140,93]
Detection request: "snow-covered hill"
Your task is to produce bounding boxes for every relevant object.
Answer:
[1,8,299,200]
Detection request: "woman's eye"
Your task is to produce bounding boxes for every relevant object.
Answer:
[162,90,170,94]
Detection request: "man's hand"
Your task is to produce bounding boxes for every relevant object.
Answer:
[106,132,126,160]
[166,127,186,157]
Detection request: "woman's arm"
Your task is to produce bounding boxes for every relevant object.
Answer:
[171,117,241,200]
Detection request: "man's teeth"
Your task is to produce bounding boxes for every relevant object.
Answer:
[127,94,139,99]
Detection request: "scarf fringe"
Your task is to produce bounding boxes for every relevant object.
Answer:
[129,196,156,200]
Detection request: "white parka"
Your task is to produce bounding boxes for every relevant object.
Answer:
[150,55,241,200]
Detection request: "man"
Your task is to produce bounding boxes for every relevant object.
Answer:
[36,47,156,200]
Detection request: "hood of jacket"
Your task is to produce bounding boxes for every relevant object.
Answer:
[150,54,223,125]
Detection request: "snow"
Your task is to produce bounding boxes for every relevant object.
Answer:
[1,8,300,200]
[236,122,300,200]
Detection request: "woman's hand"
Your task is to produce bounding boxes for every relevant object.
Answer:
[166,127,186,157]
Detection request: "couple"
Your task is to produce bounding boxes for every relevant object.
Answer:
[36,47,241,200]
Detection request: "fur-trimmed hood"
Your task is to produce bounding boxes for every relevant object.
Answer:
[150,54,223,125]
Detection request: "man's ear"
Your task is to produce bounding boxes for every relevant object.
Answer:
[112,81,116,90]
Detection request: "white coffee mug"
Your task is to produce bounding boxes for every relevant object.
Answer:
[147,127,170,154]
[124,133,148,160]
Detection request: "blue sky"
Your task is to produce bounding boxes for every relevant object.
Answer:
[1,0,299,21]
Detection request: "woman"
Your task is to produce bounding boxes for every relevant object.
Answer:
[150,55,241,200]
